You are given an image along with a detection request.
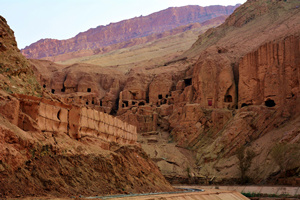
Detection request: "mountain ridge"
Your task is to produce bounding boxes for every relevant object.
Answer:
[21,4,240,60]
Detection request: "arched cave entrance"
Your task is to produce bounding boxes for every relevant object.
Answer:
[224,95,233,102]
[138,102,145,106]
[87,88,91,93]
[51,89,55,94]
[265,99,276,107]
[43,84,46,88]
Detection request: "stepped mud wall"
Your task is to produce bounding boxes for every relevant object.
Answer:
[14,94,137,148]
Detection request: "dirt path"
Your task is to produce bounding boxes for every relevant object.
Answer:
[176,185,300,196]
[11,189,248,200]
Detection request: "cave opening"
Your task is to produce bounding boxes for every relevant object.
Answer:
[86,101,89,105]
[51,89,55,94]
[61,87,65,92]
[87,88,91,93]
[109,97,119,115]
[184,78,192,87]
[265,99,276,107]
[132,101,136,105]
[139,102,145,106]
[224,95,233,102]
[123,100,129,107]
[57,110,61,120]
[158,94,163,99]
[43,84,46,88]
[241,103,251,108]
[100,100,103,106]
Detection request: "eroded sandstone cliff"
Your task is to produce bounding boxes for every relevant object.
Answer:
[6,0,300,187]
[0,16,174,198]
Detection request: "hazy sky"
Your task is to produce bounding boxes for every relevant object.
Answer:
[0,0,246,49]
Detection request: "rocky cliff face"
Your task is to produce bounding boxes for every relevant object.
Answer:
[21,5,239,61]
[10,0,300,186]
[0,16,174,198]
[238,35,300,113]
[0,16,41,96]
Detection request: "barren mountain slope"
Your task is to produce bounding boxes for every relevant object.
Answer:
[21,5,239,61]
[55,16,227,70]
[0,16,41,96]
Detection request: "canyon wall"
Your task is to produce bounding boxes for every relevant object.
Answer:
[238,35,300,114]
[0,14,175,199]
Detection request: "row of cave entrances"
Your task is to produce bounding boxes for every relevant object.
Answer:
[157,93,172,106]
[209,95,276,108]
[85,99,103,106]
[45,84,276,108]
[44,85,104,106]
[206,95,233,107]
[44,84,93,94]
[241,99,276,108]
[122,100,145,108]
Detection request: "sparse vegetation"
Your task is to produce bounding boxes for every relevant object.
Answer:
[237,146,256,184]
[242,192,297,198]
[186,167,191,178]
[271,142,300,173]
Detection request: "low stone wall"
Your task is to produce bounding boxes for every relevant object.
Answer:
[14,94,137,146]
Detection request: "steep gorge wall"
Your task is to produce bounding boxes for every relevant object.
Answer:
[238,35,300,113]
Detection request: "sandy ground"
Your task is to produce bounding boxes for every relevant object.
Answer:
[8,189,249,200]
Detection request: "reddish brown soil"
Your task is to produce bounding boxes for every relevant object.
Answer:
[0,145,173,198]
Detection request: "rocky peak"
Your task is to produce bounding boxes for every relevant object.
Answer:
[0,15,41,96]
[224,0,295,27]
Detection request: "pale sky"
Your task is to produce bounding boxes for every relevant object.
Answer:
[0,0,247,49]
